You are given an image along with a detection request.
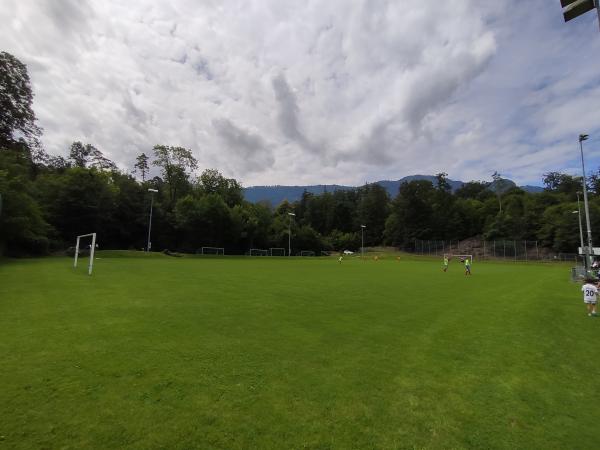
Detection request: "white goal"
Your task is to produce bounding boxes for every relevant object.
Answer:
[74,233,97,275]
[444,254,473,263]
[300,250,316,257]
[249,248,269,256]
[269,247,286,256]
[200,247,224,255]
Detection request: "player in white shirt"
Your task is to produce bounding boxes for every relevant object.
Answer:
[581,278,598,317]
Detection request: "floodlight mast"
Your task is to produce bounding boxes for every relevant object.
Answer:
[574,191,586,268]
[288,212,295,257]
[361,225,366,259]
[561,0,600,30]
[147,189,158,252]
[579,134,593,269]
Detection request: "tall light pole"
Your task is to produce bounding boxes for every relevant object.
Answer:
[579,134,593,269]
[288,212,295,257]
[147,188,158,252]
[361,225,366,259]
[573,193,586,268]
[560,0,600,31]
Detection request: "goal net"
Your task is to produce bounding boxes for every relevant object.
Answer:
[269,247,286,256]
[300,250,316,257]
[320,251,331,256]
[249,248,268,256]
[571,266,588,282]
[443,254,473,263]
[199,247,224,255]
[73,233,97,275]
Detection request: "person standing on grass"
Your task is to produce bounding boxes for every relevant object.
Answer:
[338,254,343,264]
[581,278,598,317]
[464,257,471,276]
[443,256,449,272]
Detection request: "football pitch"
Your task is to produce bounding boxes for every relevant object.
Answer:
[0,253,598,449]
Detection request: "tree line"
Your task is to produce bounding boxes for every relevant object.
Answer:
[1,50,598,256]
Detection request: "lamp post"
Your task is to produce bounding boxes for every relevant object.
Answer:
[288,212,295,257]
[579,134,593,269]
[361,225,366,259]
[574,191,586,267]
[560,0,600,31]
[147,188,158,252]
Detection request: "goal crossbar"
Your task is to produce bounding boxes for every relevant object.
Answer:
[249,248,269,256]
[74,233,97,275]
[269,247,286,256]
[444,253,473,262]
[200,247,224,255]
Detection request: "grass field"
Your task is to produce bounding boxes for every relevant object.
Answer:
[0,253,598,449]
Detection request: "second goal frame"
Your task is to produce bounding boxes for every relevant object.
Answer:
[443,253,473,262]
[74,233,97,275]
[249,248,269,256]
[200,247,225,255]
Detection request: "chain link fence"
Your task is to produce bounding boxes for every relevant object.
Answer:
[409,239,581,263]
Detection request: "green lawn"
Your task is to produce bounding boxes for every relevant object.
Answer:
[0,253,597,449]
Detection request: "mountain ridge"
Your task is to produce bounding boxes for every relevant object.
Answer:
[243,175,544,205]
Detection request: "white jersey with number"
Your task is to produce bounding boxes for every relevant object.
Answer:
[582,283,598,303]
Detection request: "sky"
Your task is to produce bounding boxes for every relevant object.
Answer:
[1,0,600,187]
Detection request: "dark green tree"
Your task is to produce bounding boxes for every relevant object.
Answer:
[384,180,434,247]
[542,171,581,198]
[0,150,49,255]
[152,145,197,205]
[197,168,243,207]
[0,51,41,149]
[356,183,390,246]
[133,153,150,181]
[68,142,116,170]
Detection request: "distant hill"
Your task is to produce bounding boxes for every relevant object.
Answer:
[520,185,544,193]
[243,175,544,205]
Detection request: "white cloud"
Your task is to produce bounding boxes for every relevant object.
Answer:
[1,0,599,187]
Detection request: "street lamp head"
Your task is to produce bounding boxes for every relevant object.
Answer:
[361,225,366,228]
[579,134,589,142]
[148,188,158,193]
[572,210,580,214]
[288,212,296,216]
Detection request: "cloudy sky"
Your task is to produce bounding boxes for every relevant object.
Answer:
[2,0,600,187]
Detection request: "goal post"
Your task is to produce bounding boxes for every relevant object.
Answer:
[269,247,286,256]
[249,248,269,256]
[74,233,97,275]
[199,247,224,255]
[443,254,473,263]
